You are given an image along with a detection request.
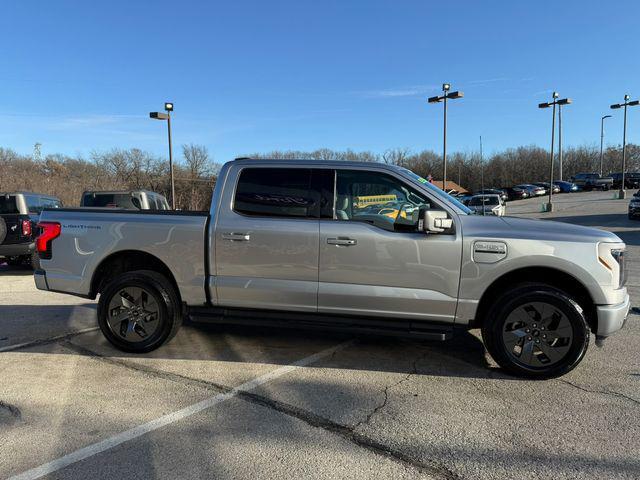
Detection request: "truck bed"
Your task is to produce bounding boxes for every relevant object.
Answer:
[36,208,210,305]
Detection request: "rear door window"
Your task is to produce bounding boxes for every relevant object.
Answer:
[25,195,42,214]
[0,196,19,214]
[234,168,319,218]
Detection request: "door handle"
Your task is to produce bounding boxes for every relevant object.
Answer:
[222,232,251,241]
[327,237,357,246]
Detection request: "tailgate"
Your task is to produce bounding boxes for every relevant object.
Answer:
[0,214,26,245]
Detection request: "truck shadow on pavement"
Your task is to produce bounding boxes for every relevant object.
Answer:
[0,302,508,380]
[0,263,34,276]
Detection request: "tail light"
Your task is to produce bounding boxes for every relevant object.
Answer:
[36,222,61,259]
[22,220,32,237]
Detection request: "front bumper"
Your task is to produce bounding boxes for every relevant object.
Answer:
[0,242,34,257]
[596,292,630,337]
[629,205,640,217]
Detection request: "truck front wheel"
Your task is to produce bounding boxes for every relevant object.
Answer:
[482,284,590,379]
[97,270,182,353]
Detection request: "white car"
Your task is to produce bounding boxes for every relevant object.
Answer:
[467,194,506,216]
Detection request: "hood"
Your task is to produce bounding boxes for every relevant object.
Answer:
[460,214,622,244]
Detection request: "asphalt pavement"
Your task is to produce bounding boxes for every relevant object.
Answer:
[1,190,639,480]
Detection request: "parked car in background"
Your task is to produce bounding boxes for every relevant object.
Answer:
[610,172,640,189]
[571,173,613,191]
[502,186,529,200]
[628,191,640,219]
[475,188,508,202]
[553,181,579,193]
[34,158,630,378]
[80,190,170,210]
[456,193,474,205]
[533,182,561,194]
[516,184,546,197]
[0,192,62,268]
[467,194,505,216]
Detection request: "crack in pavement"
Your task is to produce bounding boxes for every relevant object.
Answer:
[0,327,99,353]
[61,339,461,480]
[0,400,22,420]
[353,351,428,430]
[560,379,640,406]
[60,340,231,395]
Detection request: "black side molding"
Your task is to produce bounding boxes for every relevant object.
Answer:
[187,306,454,341]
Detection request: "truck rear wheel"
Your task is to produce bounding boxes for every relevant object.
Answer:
[97,270,182,353]
[482,284,590,379]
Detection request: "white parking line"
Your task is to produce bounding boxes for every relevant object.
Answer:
[0,327,100,353]
[8,340,353,480]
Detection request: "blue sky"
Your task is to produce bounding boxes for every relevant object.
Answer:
[1,0,639,164]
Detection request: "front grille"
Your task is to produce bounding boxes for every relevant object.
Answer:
[620,251,627,287]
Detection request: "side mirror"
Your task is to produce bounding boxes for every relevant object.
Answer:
[419,208,453,233]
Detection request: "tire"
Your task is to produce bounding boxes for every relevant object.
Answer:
[482,283,590,379]
[0,217,6,244]
[30,251,40,270]
[97,270,182,353]
[6,257,23,266]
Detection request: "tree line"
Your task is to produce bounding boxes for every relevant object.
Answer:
[0,144,221,210]
[1,142,638,210]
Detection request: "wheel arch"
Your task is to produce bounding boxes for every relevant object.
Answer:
[472,267,597,333]
[90,250,181,302]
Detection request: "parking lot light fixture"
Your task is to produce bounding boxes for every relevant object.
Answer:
[538,92,571,211]
[427,83,464,191]
[610,94,639,199]
[556,98,572,182]
[600,115,612,176]
[149,102,176,209]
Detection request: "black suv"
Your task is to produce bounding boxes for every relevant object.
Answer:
[0,192,62,268]
[610,172,640,189]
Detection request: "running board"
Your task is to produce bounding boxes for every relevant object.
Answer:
[187,306,454,341]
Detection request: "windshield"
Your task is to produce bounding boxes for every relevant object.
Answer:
[0,195,19,214]
[469,196,499,206]
[398,168,474,214]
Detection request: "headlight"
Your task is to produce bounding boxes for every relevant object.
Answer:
[598,242,626,288]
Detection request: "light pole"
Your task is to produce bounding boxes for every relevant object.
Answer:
[558,103,566,180]
[610,95,639,199]
[480,136,485,215]
[539,92,571,211]
[600,115,612,176]
[428,83,464,191]
[150,102,176,209]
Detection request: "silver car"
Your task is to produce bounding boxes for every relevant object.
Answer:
[467,194,505,216]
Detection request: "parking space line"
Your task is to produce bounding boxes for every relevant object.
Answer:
[8,340,354,480]
[0,327,100,353]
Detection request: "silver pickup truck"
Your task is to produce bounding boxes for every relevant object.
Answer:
[34,159,630,378]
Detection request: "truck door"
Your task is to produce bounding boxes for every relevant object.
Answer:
[318,168,463,323]
[213,166,327,312]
